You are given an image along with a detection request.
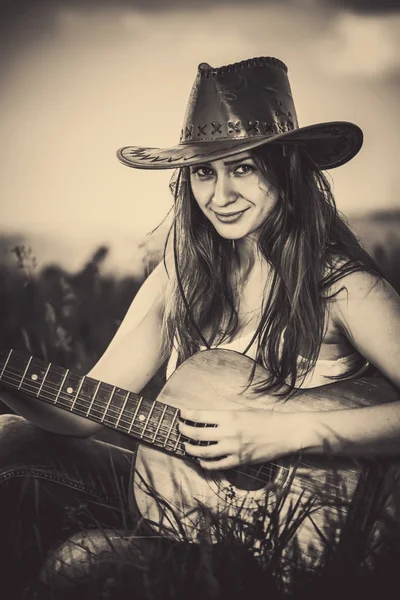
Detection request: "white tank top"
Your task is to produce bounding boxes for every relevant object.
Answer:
[165,329,370,388]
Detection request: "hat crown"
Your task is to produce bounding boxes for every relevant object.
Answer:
[180,56,298,144]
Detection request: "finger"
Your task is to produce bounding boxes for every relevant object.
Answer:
[179,408,221,425]
[184,441,227,460]
[178,421,220,442]
[197,455,239,471]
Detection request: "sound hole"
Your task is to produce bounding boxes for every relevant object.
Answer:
[223,462,279,492]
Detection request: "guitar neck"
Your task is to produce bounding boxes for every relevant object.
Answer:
[0,349,185,457]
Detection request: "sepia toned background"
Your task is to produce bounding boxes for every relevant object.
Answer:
[0,0,399,375]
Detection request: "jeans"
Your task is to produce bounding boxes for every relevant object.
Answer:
[0,413,157,597]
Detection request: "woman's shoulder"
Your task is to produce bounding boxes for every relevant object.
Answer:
[323,254,384,297]
[323,257,399,331]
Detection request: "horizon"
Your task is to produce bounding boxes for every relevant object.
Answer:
[1,209,400,277]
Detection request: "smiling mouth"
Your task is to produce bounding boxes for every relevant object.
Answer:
[213,208,249,222]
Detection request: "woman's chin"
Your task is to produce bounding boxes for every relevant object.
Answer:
[213,224,253,241]
[216,230,246,241]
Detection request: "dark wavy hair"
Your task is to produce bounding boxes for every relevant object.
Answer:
[161,143,382,395]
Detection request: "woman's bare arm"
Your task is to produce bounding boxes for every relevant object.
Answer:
[299,272,400,456]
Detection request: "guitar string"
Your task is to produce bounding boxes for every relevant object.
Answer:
[1,366,184,440]
[0,359,285,481]
[0,364,287,485]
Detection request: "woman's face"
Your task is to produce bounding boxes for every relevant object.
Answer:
[189,151,278,241]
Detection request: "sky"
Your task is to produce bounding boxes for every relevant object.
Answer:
[0,0,399,274]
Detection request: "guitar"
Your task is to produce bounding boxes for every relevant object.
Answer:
[0,347,399,563]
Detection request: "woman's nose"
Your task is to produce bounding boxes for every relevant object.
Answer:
[212,175,237,207]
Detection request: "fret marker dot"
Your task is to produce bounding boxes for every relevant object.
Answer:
[138,414,146,422]
[67,387,74,394]
[31,374,38,381]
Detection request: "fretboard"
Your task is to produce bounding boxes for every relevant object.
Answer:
[0,349,185,457]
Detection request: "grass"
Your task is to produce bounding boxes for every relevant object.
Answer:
[23,456,400,600]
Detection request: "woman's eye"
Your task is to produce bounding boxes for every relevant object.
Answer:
[192,167,214,179]
[234,164,255,175]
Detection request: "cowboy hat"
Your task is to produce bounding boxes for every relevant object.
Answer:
[117,56,363,171]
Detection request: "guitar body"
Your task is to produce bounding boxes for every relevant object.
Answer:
[134,349,398,561]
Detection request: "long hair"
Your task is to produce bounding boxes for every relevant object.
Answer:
[162,144,382,395]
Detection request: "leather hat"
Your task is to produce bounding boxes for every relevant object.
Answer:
[117,56,363,171]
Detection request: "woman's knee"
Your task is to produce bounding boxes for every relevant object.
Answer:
[0,413,45,471]
[0,414,61,474]
[42,531,98,584]
[0,412,32,436]
[40,529,138,589]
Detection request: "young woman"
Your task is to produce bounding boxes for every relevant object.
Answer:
[1,56,400,596]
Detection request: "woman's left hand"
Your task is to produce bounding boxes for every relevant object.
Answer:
[178,408,306,470]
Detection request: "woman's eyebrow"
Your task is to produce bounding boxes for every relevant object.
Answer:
[223,156,253,166]
[190,155,253,169]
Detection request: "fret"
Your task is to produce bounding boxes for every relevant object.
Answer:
[166,409,179,449]
[86,380,101,417]
[0,349,13,380]
[128,397,143,433]
[71,376,85,412]
[54,369,70,405]
[115,391,129,429]
[37,362,51,397]
[101,386,116,423]
[18,356,33,389]
[19,357,46,397]
[151,403,167,444]
[173,427,182,453]
[140,402,155,439]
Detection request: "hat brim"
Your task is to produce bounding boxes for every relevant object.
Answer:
[117,122,363,171]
